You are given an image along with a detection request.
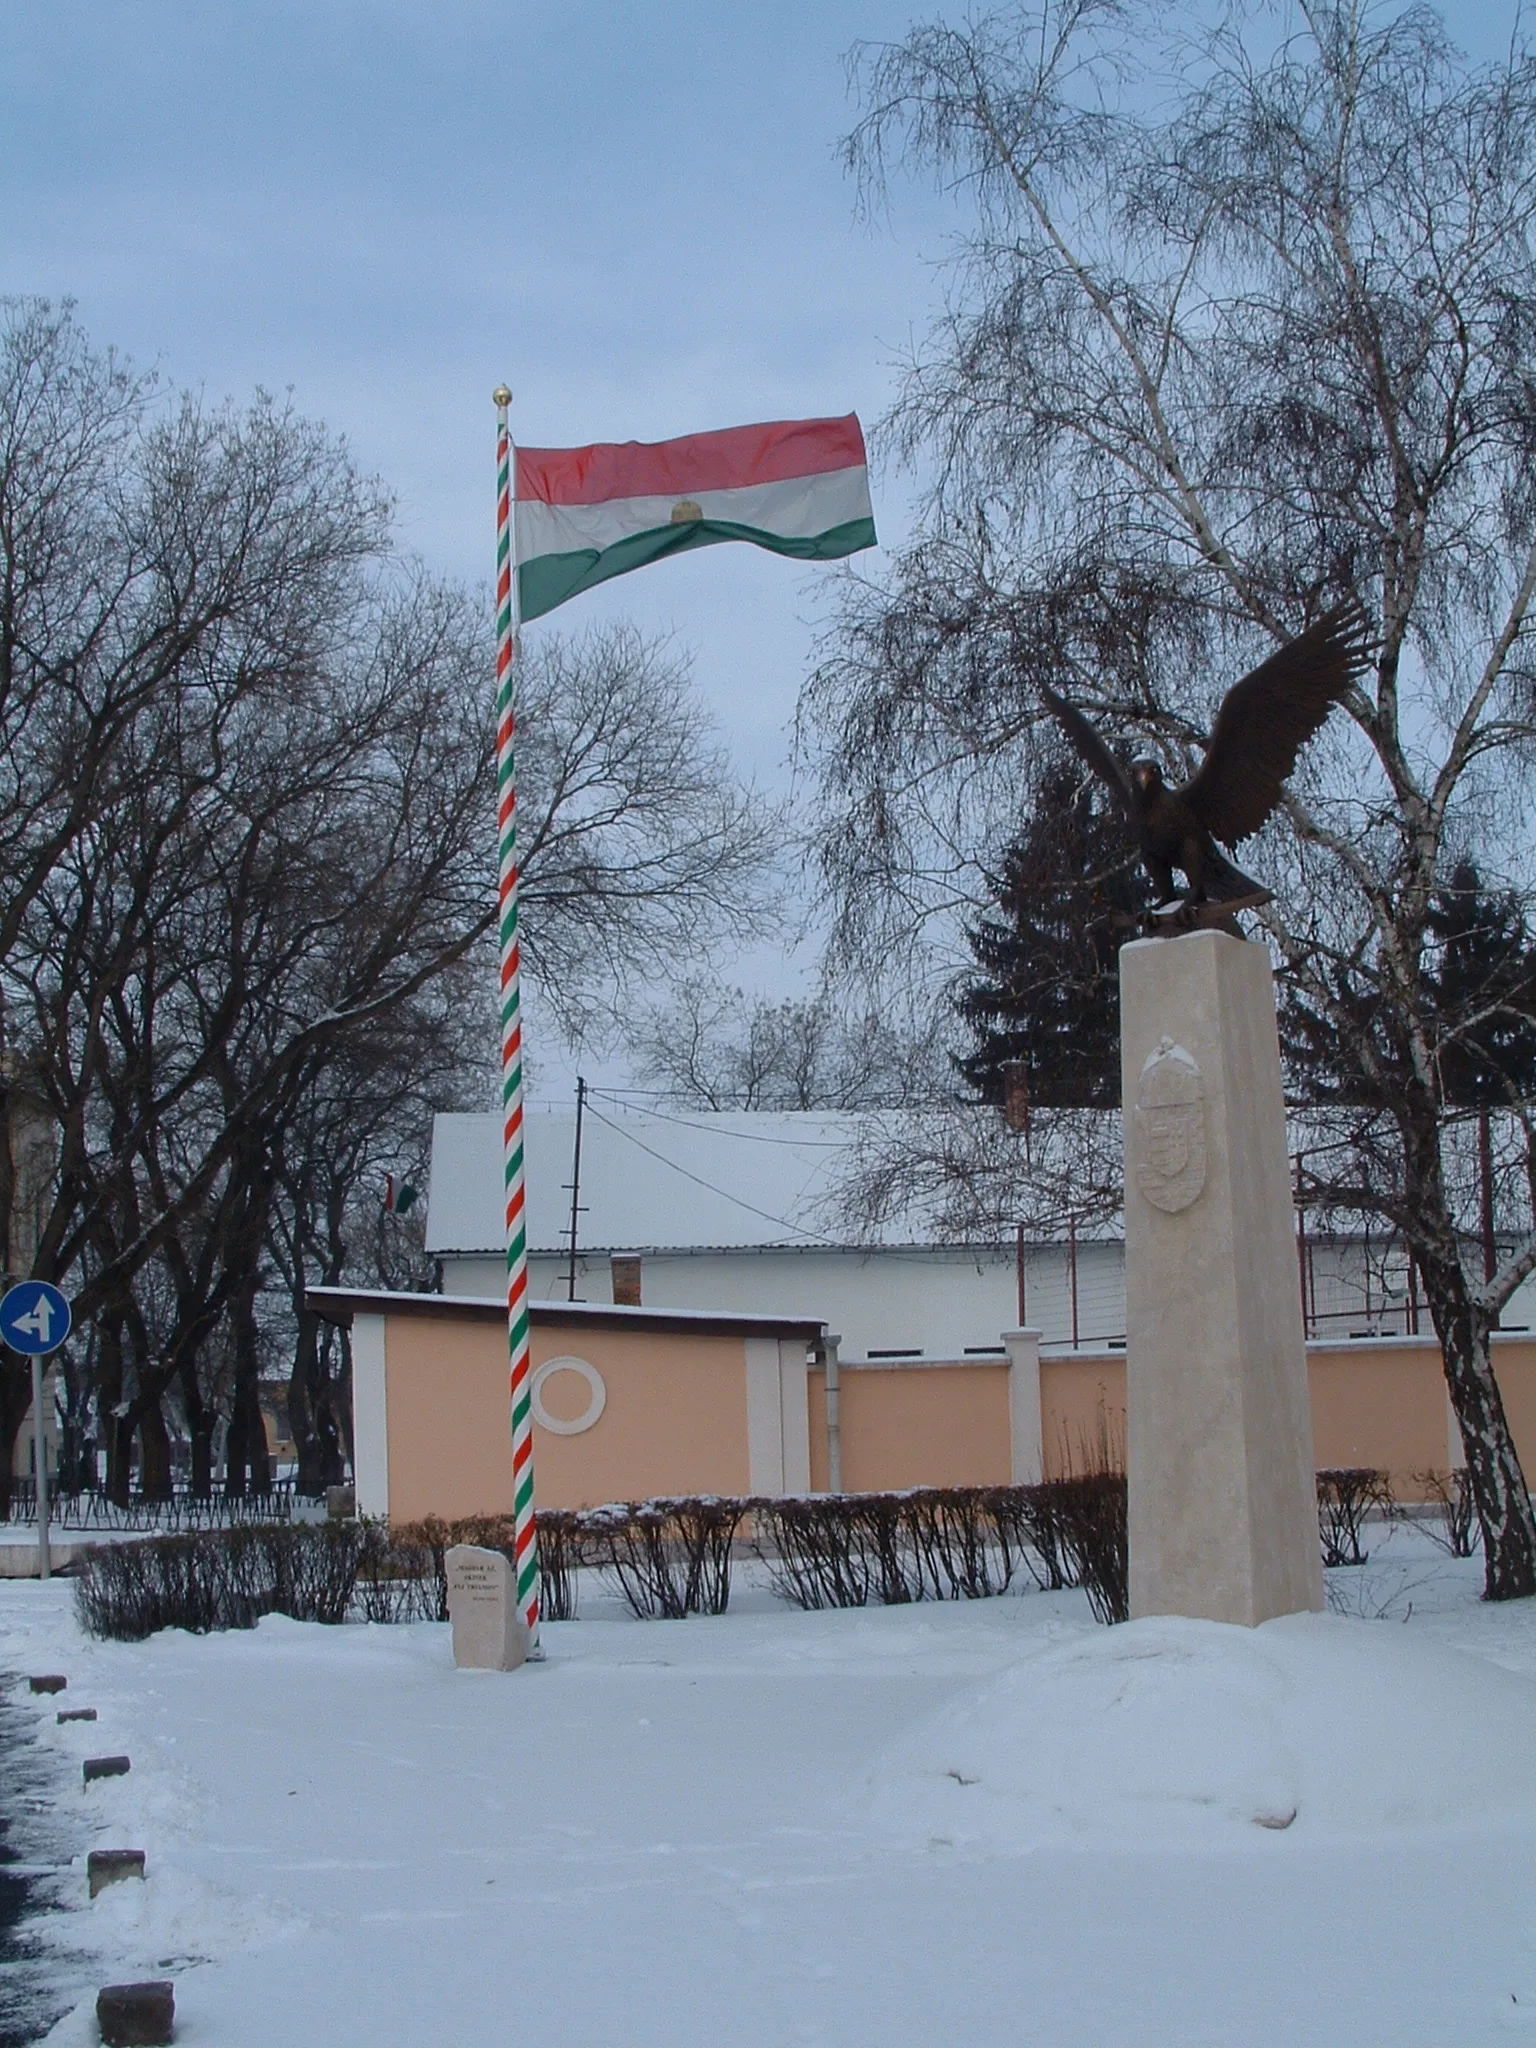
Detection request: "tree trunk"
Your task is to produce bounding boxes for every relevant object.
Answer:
[0,1357,29,1519]
[54,1343,92,1493]
[224,1282,272,1499]
[1477,1105,1502,1336]
[96,1312,131,1506]
[333,1327,354,1473]
[179,1352,216,1499]
[288,1305,321,1495]
[136,1400,174,1501]
[289,1306,346,1494]
[107,1411,135,1507]
[224,1374,272,1498]
[1419,1247,1536,1598]
[108,1303,179,1502]
[188,1414,215,1499]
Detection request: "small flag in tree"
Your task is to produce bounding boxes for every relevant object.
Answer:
[383,1175,418,1215]
[514,414,877,620]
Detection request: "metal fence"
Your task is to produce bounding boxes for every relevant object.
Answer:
[2,1477,303,1531]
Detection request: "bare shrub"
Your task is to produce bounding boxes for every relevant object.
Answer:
[382,1512,585,1623]
[1317,1469,1392,1568]
[998,1485,1076,1592]
[247,1524,360,1624]
[583,1497,746,1619]
[75,1524,366,1640]
[753,1496,873,1610]
[1413,1469,1481,1559]
[905,1487,1009,1600]
[352,1520,446,1623]
[527,1510,583,1622]
[754,1485,1102,1612]
[74,1484,1136,1640]
[1044,1476,1128,1625]
[379,1515,454,1620]
[74,1533,226,1641]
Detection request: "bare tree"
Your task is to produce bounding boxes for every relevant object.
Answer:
[269,970,488,1494]
[828,1098,1123,1245]
[0,302,777,1504]
[627,976,936,1111]
[813,1,1536,1594]
[514,622,778,1030]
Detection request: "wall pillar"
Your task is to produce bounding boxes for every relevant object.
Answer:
[1001,1327,1043,1484]
[350,1313,389,1520]
[745,1335,818,1496]
[778,1339,811,1494]
[744,1336,785,1494]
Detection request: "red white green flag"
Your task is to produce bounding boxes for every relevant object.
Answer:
[514,414,877,621]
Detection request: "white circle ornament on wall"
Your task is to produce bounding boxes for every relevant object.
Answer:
[530,1356,607,1436]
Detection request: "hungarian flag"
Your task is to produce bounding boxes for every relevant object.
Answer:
[514,414,877,622]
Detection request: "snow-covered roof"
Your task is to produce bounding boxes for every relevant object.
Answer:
[427,1105,915,1255]
[307,1284,824,1338]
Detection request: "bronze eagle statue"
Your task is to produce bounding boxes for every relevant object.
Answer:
[1038,601,1373,921]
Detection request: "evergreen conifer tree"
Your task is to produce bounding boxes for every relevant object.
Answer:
[956,767,1152,1109]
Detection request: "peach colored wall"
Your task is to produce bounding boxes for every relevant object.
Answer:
[386,1317,514,1522]
[1493,1339,1536,1481]
[1306,1341,1448,1493]
[528,1325,753,1508]
[1040,1354,1128,1480]
[1038,1338,1536,1497]
[806,1363,1010,1493]
[382,1315,753,1520]
[380,1309,1536,1519]
[1305,1335,1536,1495]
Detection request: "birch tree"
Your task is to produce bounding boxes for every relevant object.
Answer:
[814,0,1536,1594]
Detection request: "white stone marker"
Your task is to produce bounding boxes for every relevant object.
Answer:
[445,1545,530,1670]
[1120,929,1323,1626]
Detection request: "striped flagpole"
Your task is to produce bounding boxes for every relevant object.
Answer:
[493,385,540,1651]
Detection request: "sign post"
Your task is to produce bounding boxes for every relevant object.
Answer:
[1,1281,73,1582]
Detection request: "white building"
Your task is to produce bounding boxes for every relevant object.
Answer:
[425,1106,1127,1361]
[425,1105,1536,1358]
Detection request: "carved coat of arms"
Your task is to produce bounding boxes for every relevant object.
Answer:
[1134,1037,1207,1213]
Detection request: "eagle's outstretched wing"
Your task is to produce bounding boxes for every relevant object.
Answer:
[1186,601,1373,847]
[1038,680,1141,831]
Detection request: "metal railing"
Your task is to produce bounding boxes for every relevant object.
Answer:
[2,1477,302,1531]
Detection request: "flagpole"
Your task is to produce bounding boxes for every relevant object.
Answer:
[494,384,540,1652]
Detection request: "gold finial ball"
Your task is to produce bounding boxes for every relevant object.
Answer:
[492,384,513,409]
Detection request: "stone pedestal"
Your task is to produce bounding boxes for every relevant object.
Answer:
[1120,930,1322,1626]
[446,1544,530,1670]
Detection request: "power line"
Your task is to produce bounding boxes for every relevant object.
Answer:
[580,1103,838,1246]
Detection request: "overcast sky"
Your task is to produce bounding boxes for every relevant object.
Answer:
[1,1,1521,1100]
[0,2,953,774]
[0,1,965,1093]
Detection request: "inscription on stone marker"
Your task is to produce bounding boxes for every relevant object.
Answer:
[446,1544,529,1672]
[1134,1037,1207,1213]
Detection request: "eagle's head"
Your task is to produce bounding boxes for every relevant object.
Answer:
[1131,757,1164,796]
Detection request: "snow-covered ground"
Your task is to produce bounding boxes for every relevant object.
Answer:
[6,1526,1536,2046]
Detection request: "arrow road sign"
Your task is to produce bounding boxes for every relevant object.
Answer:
[0,1281,72,1356]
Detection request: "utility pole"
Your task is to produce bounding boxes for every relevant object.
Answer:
[565,1076,587,1302]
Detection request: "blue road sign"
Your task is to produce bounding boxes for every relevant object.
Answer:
[0,1281,72,1356]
